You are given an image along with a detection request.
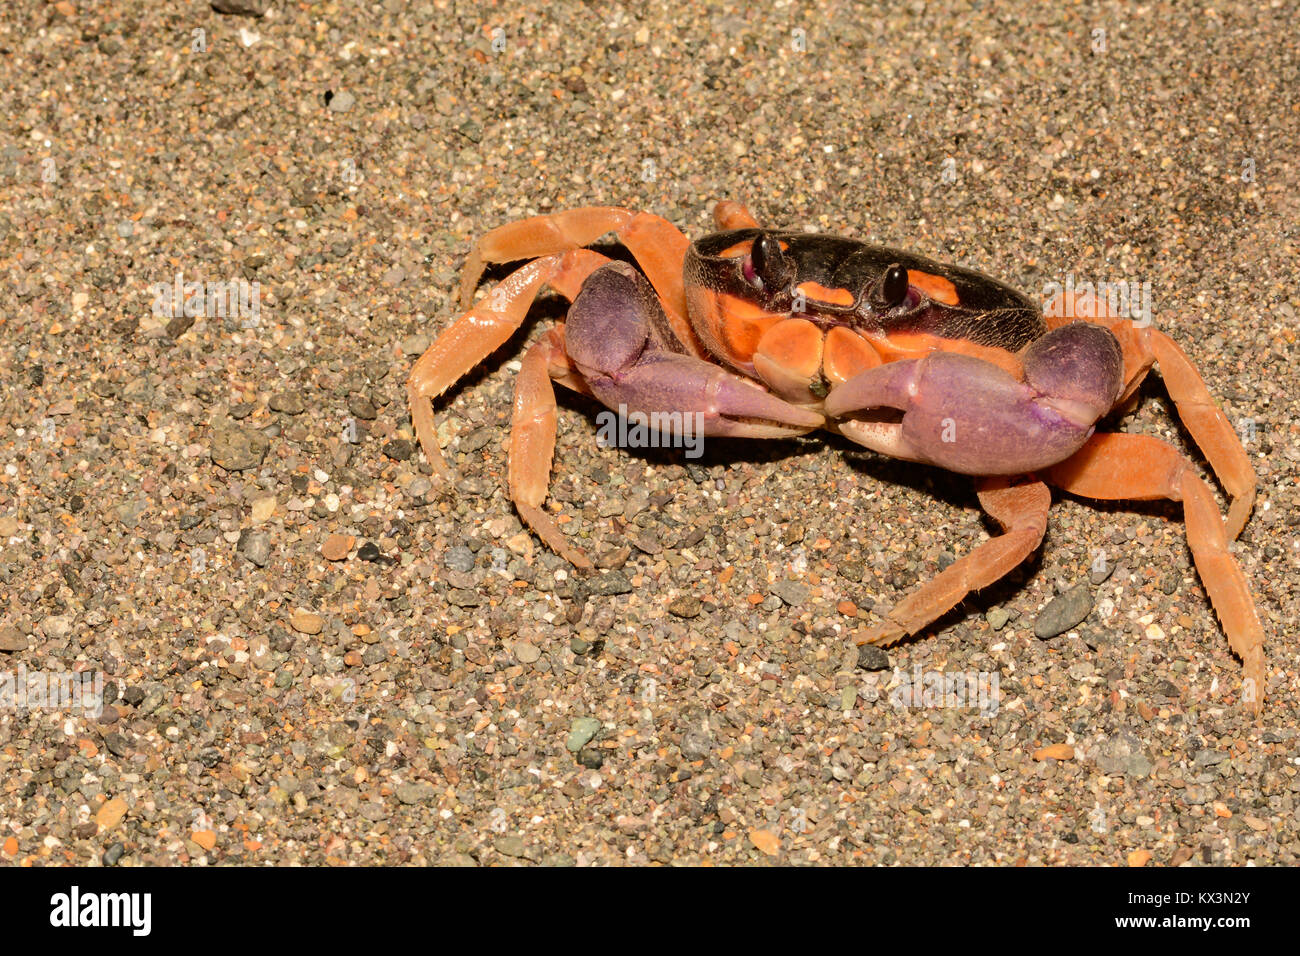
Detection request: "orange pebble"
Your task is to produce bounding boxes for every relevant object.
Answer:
[1032,743,1075,761]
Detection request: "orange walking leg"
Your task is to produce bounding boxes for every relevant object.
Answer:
[858,477,1052,647]
[1045,432,1264,712]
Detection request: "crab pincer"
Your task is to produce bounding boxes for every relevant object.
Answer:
[824,321,1125,475]
[564,262,825,440]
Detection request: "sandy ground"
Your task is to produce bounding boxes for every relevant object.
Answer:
[0,0,1297,865]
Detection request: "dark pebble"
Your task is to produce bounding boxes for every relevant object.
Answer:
[458,427,494,453]
[1034,585,1094,639]
[358,541,394,564]
[166,315,196,339]
[348,396,378,420]
[856,644,890,671]
[383,439,414,461]
[591,571,633,595]
[237,529,271,567]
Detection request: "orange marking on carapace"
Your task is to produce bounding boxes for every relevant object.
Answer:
[755,319,823,379]
[717,238,789,258]
[822,326,883,385]
[907,270,959,306]
[796,281,855,306]
[868,331,1024,379]
[754,319,825,403]
[691,288,784,367]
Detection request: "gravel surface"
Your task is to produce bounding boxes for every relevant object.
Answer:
[0,1,1296,866]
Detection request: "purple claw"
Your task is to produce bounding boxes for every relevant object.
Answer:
[567,262,823,439]
[824,322,1124,475]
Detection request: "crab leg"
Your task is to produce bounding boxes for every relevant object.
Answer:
[510,326,595,569]
[407,249,610,475]
[1148,330,1256,539]
[857,478,1051,647]
[1047,291,1256,539]
[459,206,708,358]
[1044,432,1265,712]
[712,200,761,230]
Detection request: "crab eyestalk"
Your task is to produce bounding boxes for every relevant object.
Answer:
[748,232,794,291]
[877,263,909,309]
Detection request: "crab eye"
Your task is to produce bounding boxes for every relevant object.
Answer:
[881,263,909,308]
[747,232,793,292]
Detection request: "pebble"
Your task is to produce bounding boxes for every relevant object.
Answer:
[211,0,269,14]
[855,645,890,671]
[444,546,475,572]
[0,627,29,652]
[1033,744,1075,761]
[447,589,482,607]
[681,730,713,760]
[290,610,324,635]
[383,439,414,461]
[95,798,128,830]
[1089,559,1117,585]
[322,533,355,561]
[1094,731,1154,778]
[404,477,433,499]
[566,717,602,753]
[769,580,809,607]
[494,836,528,858]
[237,529,271,567]
[328,90,357,113]
[269,391,306,414]
[1034,585,1093,638]
[210,424,270,471]
[667,595,702,618]
[591,571,632,595]
[250,496,276,523]
[396,783,436,805]
[513,641,541,664]
[458,427,494,453]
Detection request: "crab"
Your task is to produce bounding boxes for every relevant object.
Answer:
[407,202,1264,711]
